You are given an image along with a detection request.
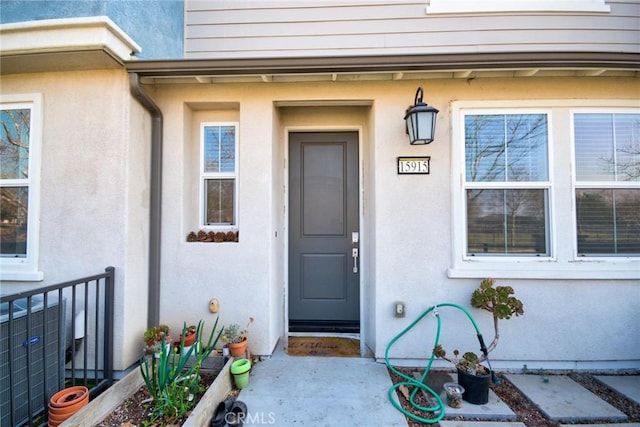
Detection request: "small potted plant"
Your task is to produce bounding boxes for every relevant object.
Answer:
[143,324,172,356]
[433,278,524,404]
[221,317,254,357]
[179,324,197,347]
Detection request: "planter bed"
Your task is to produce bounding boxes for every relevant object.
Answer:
[61,356,233,427]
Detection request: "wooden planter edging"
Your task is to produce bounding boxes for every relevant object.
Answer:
[183,357,233,427]
[61,357,233,426]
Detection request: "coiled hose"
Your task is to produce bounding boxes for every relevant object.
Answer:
[384,303,494,424]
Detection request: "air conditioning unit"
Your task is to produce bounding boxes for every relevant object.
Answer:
[0,295,65,426]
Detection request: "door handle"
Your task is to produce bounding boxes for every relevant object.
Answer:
[352,248,359,273]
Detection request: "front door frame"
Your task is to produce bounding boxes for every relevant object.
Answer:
[283,126,365,356]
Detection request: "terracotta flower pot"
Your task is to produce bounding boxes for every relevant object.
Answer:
[228,339,248,357]
[49,400,88,416]
[47,409,69,424]
[181,332,196,347]
[50,385,89,408]
[48,386,89,425]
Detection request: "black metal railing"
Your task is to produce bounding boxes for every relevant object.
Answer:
[0,267,115,426]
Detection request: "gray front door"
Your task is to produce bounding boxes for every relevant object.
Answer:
[289,132,360,333]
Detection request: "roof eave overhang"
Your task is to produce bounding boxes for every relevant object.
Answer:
[125,51,640,81]
[0,17,141,75]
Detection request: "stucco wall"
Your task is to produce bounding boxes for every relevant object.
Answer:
[155,87,278,356]
[150,76,639,368]
[0,69,151,371]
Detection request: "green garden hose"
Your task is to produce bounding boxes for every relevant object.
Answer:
[384,303,485,424]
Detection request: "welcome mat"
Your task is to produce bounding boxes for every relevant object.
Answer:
[285,336,360,357]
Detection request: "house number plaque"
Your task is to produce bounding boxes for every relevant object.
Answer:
[397,156,430,174]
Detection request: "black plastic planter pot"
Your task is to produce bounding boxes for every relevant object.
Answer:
[456,368,490,405]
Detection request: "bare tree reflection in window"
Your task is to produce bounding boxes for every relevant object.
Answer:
[0,108,31,257]
[465,114,549,255]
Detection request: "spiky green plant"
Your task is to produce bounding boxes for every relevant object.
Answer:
[139,318,223,422]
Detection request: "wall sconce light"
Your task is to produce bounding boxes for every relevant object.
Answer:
[404,87,439,145]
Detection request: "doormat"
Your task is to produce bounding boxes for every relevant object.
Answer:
[285,336,360,357]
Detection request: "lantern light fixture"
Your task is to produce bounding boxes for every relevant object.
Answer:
[404,87,439,145]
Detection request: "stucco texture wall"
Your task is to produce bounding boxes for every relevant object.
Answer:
[151,76,639,368]
[0,69,152,371]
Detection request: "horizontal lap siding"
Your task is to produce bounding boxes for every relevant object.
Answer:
[184,0,640,58]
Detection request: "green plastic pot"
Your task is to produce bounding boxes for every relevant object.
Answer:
[230,358,251,389]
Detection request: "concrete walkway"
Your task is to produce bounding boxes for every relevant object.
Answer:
[504,374,628,422]
[236,340,407,426]
[236,341,639,426]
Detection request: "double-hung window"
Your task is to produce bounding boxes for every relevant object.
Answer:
[0,94,42,281]
[200,123,238,228]
[573,112,640,256]
[464,112,550,257]
[452,100,638,279]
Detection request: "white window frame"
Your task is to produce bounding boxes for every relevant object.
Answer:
[0,94,43,281]
[450,100,639,280]
[462,108,553,260]
[570,108,640,260]
[199,122,239,230]
[427,0,610,14]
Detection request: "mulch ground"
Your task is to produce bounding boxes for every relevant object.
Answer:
[95,370,237,427]
[388,368,640,427]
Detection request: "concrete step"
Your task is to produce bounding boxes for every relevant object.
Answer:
[417,372,638,426]
[504,374,628,423]
[414,371,516,420]
[559,424,640,427]
[594,375,640,404]
[439,422,525,427]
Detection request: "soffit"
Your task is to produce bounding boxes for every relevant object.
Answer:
[125,52,640,84]
[0,50,125,75]
[0,17,140,76]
